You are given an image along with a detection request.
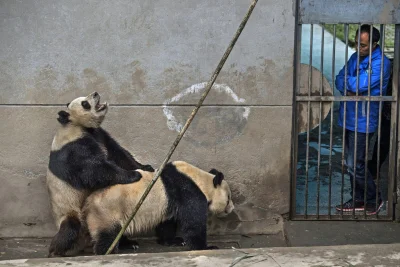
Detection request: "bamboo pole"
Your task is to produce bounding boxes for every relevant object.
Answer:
[105,0,259,255]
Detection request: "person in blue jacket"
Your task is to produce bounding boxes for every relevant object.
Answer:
[335,24,391,214]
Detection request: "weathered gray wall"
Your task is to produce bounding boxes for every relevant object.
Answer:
[0,0,295,237]
[299,0,400,24]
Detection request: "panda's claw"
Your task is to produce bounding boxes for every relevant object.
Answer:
[119,237,140,251]
[132,243,140,251]
[158,237,186,247]
[142,165,155,172]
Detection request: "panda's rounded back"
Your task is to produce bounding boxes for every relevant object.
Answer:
[171,161,216,201]
[84,169,169,236]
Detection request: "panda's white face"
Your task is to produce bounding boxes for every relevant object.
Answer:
[210,180,234,218]
[67,92,109,128]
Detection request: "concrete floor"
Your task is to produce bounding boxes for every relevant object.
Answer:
[0,234,287,261]
[1,221,400,261]
[2,244,400,267]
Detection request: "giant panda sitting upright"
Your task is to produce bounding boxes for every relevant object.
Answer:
[83,160,234,255]
[47,91,154,257]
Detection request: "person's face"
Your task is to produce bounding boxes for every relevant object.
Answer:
[355,32,377,57]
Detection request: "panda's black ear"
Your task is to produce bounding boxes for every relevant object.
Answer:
[209,168,220,176]
[210,168,224,188]
[57,110,70,125]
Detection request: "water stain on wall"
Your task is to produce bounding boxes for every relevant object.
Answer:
[20,56,291,106]
[159,58,292,106]
[25,63,150,104]
[25,65,58,103]
[83,68,111,93]
[132,67,146,92]
[25,66,114,103]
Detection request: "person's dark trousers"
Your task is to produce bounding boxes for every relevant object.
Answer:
[368,112,391,179]
[345,129,380,204]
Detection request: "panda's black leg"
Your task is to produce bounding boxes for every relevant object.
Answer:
[180,226,207,250]
[93,225,121,255]
[48,215,81,257]
[177,203,210,251]
[156,219,185,246]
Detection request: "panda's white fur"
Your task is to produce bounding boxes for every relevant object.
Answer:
[83,161,234,254]
[46,92,153,257]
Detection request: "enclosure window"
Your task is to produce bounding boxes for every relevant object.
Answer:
[292,23,398,220]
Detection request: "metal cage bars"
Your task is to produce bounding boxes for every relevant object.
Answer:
[291,23,399,220]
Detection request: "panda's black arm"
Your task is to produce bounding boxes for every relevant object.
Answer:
[98,128,154,172]
[76,157,142,190]
[49,137,142,191]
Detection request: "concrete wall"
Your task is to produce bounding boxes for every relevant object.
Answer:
[0,0,295,237]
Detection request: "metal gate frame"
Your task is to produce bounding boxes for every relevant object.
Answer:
[290,0,400,220]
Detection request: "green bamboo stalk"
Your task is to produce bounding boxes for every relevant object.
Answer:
[105,0,259,255]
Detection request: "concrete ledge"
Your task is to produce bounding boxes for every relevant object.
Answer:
[1,244,400,267]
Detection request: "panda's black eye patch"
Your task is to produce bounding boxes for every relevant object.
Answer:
[81,101,91,110]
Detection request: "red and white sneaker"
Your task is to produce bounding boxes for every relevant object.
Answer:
[366,200,384,215]
[335,199,365,212]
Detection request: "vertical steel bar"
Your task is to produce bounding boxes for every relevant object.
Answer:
[375,25,385,217]
[341,23,349,218]
[328,24,336,218]
[390,25,400,220]
[352,24,361,219]
[375,24,385,217]
[304,24,314,218]
[316,24,324,218]
[379,24,384,48]
[363,25,373,218]
[291,0,301,218]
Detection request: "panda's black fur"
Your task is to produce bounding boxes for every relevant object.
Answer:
[47,92,154,257]
[48,125,147,190]
[83,161,234,255]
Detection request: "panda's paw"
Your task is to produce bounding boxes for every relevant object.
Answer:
[142,165,155,172]
[131,241,140,251]
[158,237,186,247]
[175,237,186,247]
[206,245,219,250]
[119,237,140,251]
[171,237,186,247]
[128,170,142,183]
[48,251,64,258]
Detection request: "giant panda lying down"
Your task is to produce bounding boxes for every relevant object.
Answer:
[83,160,234,255]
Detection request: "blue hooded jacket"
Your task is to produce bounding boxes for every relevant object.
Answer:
[335,45,391,133]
